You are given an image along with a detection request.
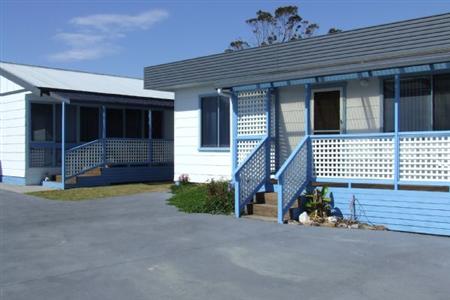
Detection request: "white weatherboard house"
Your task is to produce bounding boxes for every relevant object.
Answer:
[0,62,174,188]
[144,13,450,235]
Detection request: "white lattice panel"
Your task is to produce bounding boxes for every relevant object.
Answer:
[30,148,53,168]
[237,140,260,165]
[106,139,149,164]
[152,139,174,164]
[312,137,395,180]
[65,141,103,177]
[270,139,276,173]
[399,135,450,182]
[237,90,267,136]
[279,141,308,212]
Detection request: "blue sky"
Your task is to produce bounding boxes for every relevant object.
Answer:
[1,0,449,78]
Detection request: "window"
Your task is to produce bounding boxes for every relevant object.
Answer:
[31,103,53,141]
[55,104,77,143]
[434,74,450,130]
[80,106,99,142]
[383,77,432,132]
[125,109,142,138]
[200,96,230,148]
[383,74,450,132]
[106,108,123,138]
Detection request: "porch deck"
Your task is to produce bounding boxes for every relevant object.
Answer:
[231,67,450,236]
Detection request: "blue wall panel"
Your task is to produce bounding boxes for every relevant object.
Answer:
[69,166,173,188]
[327,187,450,236]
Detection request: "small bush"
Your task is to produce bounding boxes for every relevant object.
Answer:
[168,180,234,215]
[204,179,234,214]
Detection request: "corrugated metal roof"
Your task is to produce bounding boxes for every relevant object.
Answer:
[144,13,450,90]
[0,62,174,100]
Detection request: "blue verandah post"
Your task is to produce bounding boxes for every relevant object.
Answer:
[232,93,240,218]
[61,102,66,190]
[148,110,152,165]
[102,106,106,165]
[304,84,312,182]
[394,74,400,190]
[265,88,272,190]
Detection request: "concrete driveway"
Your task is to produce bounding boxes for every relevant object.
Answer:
[1,189,449,300]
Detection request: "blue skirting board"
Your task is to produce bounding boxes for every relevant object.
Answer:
[1,176,26,185]
[67,165,174,188]
[327,187,450,236]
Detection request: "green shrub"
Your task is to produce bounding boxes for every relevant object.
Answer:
[168,180,234,215]
[204,179,234,214]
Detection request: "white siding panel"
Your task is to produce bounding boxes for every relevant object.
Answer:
[174,86,232,183]
[346,78,382,133]
[278,85,306,165]
[0,86,29,179]
[0,75,24,93]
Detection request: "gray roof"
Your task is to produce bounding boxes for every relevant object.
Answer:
[1,62,174,100]
[144,13,450,90]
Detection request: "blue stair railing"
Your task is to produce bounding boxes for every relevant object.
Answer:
[234,136,271,217]
[274,136,311,224]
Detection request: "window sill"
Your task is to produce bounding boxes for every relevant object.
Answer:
[198,147,230,152]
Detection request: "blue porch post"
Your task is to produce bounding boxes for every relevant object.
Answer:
[232,93,240,218]
[304,84,312,181]
[61,101,66,190]
[102,105,106,165]
[148,110,152,165]
[394,74,401,190]
[265,88,272,190]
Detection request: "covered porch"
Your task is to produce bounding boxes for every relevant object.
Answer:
[231,62,450,235]
[28,90,174,188]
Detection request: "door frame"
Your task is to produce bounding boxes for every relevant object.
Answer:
[311,86,346,134]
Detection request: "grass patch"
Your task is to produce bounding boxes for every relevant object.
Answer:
[168,184,208,213]
[27,182,172,201]
[168,181,234,214]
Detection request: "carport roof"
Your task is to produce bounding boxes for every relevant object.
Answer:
[0,62,174,101]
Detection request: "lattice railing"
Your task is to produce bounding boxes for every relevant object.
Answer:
[311,134,395,181]
[152,139,174,165]
[105,138,149,165]
[275,136,310,223]
[399,132,450,182]
[65,140,104,178]
[234,137,270,215]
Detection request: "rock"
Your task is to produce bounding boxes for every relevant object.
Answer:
[337,223,347,228]
[321,222,336,228]
[349,224,360,229]
[327,216,338,224]
[298,212,311,224]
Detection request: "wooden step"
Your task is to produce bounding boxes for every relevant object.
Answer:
[242,214,277,222]
[255,192,277,205]
[248,192,302,221]
[78,167,102,177]
[55,175,77,185]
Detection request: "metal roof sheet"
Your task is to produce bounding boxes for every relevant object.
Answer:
[144,13,450,90]
[0,62,174,100]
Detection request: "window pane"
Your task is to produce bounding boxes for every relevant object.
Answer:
[434,74,450,130]
[31,103,53,141]
[80,106,99,142]
[219,96,230,147]
[55,105,77,143]
[201,97,218,147]
[384,77,432,132]
[125,109,142,138]
[106,108,123,138]
[152,111,164,139]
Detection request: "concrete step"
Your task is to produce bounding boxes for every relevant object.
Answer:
[242,214,277,223]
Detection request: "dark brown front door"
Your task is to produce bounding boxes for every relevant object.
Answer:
[313,90,340,134]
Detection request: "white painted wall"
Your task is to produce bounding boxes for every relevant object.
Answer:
[0,75,29,180]
[277,85,306,165]
[346,78,382,133]
[174,86,232,183]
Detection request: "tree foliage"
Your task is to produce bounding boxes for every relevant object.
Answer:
[228,6,341,51]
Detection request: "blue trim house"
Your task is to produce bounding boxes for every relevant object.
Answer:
[144,13,450,235]
[0,62,174,188]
